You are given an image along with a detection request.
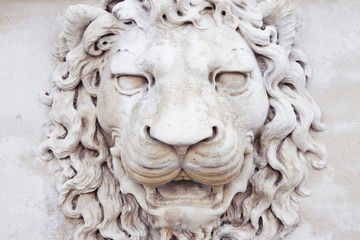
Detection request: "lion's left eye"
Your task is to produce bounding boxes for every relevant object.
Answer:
[114,75,149,96]
[215,72,250,95]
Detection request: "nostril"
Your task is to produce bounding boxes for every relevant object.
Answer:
[203,126,218,142]
[144,125,154,140]
[144,125,164,143]
[212,126,218,137]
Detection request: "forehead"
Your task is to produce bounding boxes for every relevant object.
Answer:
[110,24,255,74]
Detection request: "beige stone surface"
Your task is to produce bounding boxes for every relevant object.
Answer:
[288,0,360,239]
[0,0,359,239]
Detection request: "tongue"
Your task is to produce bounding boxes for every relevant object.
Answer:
[157,180,212,199]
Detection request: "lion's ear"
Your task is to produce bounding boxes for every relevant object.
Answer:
[62,4,120,57]
[64,5,107,49]
[82,14,121,56]
[258,0,296,56]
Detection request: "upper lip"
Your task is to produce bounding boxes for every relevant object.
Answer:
[174,170,192,181]
[173,146,189,160]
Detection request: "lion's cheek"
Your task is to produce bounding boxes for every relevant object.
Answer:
[96,81,143,140]
[249,75,270,130]
[232,82,269,133]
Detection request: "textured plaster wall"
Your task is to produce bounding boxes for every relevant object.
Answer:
[0,0,359,239]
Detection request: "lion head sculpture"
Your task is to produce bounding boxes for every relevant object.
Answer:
[40,0,326,239]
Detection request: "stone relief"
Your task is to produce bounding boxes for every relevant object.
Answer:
[40,0,326,239]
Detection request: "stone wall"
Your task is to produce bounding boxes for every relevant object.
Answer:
[0,0,359,239]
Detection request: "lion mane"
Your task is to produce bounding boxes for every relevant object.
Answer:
[40,0,326,239]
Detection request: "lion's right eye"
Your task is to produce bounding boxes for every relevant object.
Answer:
[114,75,149,96]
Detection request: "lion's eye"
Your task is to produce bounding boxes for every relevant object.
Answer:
[114,75,148,96]
[215,72,250,95]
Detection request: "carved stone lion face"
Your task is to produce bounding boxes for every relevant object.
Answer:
[97,23,269,230]
[41,0,326,239]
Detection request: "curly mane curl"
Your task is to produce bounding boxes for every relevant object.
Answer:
[40,0,326,239]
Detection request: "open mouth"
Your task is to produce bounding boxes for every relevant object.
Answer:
[144,179,224,208]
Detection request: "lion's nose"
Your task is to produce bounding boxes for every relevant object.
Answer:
[145,119,217,147]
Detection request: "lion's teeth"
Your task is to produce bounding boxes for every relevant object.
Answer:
[110,147,121,157]
[212,185,224,207]
[144,185,156,196]
[244,144,253,155]
[211,185,223,193]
